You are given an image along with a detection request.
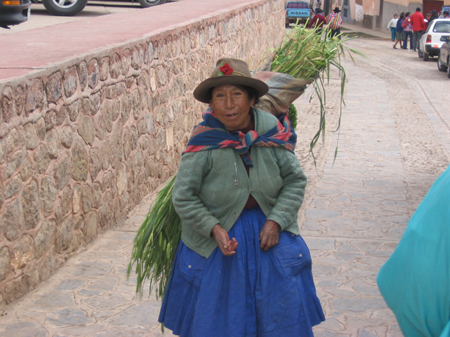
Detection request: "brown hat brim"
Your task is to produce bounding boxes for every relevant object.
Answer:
[193,75,269,103]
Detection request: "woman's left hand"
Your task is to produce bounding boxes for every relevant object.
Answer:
[260,220,280,251]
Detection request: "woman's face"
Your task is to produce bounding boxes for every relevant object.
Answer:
[210,84,255,131]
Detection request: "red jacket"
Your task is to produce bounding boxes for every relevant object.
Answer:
[309,13,327,28]
[410,11,426,31]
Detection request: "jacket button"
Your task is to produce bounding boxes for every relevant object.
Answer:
[299,254,303,257]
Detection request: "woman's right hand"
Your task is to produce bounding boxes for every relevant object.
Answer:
[211,224,238,256]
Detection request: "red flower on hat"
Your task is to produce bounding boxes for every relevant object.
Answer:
[219,62,233,76]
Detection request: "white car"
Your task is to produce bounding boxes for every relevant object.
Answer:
[418,19,450,61]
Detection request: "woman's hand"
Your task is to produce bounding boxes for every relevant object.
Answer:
[211,224,238,256]
[260,220,280,251]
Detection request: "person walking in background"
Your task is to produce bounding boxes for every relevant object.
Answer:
[327,7,343,38]
[387,14,399,41]
[309,8,327,34]
[402,12,413,50]
[410,7,426,51]
[428,10,439,27]
[443,11,450,19]
[313,0,321,13]
[393,12,404,49]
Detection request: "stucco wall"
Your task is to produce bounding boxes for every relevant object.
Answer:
[0,0,286,305]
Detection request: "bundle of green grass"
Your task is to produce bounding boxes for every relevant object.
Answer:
[127,25,360,299]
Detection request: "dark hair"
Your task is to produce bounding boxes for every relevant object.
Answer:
[416,7,421,12]
[405,12,410,17]
[444,11,449,15]
[207,85,260,105]
[400,12,405,19]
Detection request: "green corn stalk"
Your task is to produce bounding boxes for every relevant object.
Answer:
[127,176,181,300]
[269,24,363,161]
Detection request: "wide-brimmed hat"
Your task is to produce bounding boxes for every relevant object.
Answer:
[333,7,341,12]
[193,58,269,103]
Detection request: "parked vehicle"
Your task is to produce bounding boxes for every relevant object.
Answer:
[0,0,31,28]
[285,1,312,28]
[32,0,166,17]
[418,19,450,61]
[437,37,450,78]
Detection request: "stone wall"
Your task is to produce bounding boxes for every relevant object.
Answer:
[0,0,285,305]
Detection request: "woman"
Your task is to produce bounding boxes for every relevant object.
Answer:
[158,58,325,336]
[387,13,399,41]
[402,12,413,50]
[393,13,404,49]
[327,7,343,38]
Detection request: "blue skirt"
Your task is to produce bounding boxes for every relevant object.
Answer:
[159,207,325,337]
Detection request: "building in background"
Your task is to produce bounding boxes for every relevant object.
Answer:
[309,0,450,29]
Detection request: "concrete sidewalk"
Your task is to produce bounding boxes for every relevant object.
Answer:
[0,25,415,337]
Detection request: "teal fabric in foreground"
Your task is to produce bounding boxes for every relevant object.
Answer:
[377,165,450,337]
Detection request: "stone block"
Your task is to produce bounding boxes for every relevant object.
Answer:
[34,219,56,258]
[0,247,11,282]
[121,92,131,123]
[78,61,88,91]
[25,78,45,113]
[90,91,102,116]
[81,184,93,213]
[72,184,82,214]
[44,109,57,130]
[55,105,68,126]
[88,58,99,89]
[99,191,113,227]
[1,274,30,304]
[15,85,25,117]
[20,154,35,182]
[5,175,22,199]
[68,99,81,122]
[55,215,74,253]
[100,139,111,170]
[60,125,74,149]
[71,141,89,182]
[22,179,40,229]
[4,128,22,157]
[11,234,35,270]
[40,175,57,216]
[77,112,95,145]
[45,71,63,103]
[101,100,113,133]
[110,53,122,79]
[92,183,101,209]
[83,211,98,241]
[99,56,109,81]
[89,147,102,181]
[111,97,120,122]
[110,120,123,169]
[132,89,141,120]
[1,86,15,123]
[122,48,132,76]
[34,144,50,174]
[54,186,72,222]
[63,66,78,98]
[116,163,127,196]
[45,128,60,160]
[54,155,70,190]
[93,111,106,141]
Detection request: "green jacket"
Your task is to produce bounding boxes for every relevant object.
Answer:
[172,108,307,258]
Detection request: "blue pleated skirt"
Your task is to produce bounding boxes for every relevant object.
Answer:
[159,207,325,337]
